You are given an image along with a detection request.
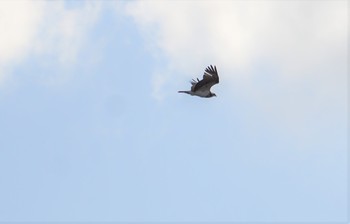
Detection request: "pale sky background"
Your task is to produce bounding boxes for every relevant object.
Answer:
[0,0,348,222]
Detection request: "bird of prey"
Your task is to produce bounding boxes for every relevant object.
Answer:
[178,65,219,98]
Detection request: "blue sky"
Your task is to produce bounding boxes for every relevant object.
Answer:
[0,0,348,222]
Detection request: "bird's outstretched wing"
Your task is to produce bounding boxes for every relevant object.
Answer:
[191,65,219,92]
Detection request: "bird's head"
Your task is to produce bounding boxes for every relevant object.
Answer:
[210,93,217,97]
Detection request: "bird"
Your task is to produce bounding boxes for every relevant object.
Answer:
[178,65,219,98]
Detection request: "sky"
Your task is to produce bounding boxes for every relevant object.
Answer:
[0,0,348,222]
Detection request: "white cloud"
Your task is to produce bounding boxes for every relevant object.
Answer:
[33,2,101,65]
[0,1,44,82]
[0,0,101,85]
[125,0,347,131]
[126,0,346,81]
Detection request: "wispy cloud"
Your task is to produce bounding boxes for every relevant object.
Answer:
[125,1,347,130]
[126,1,346,79]
[0,1,101,85]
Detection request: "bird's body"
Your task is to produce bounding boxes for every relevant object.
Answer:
[178,90,212,98]
[178,65,219,98]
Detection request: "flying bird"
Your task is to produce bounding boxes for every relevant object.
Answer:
[178,65,219,98]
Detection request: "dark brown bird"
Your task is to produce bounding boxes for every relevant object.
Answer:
[178,65,219,98]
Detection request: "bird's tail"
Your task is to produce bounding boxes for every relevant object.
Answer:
[178,91,191,95]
